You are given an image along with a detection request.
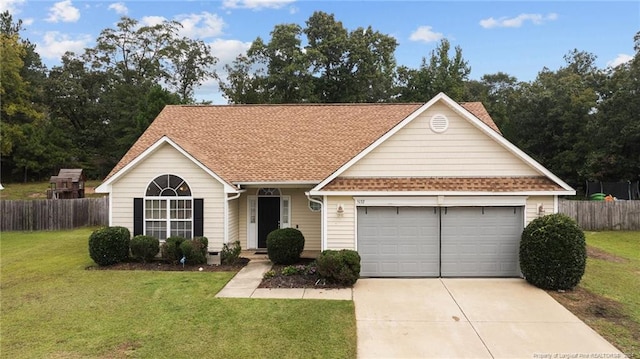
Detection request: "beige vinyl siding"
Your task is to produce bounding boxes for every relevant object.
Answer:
[237,188,321,251]
[526,196,555,225]
[284,188,321,251]
[326,196,356,250]
[110,143,226,250]
[343,103,539,177]
[227,197,239,244]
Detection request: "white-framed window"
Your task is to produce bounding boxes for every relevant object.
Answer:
[308,196,322,212]
[144,174,192,240]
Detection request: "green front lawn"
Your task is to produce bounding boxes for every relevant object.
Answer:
[0,229,356,358]
[550,231,640,355]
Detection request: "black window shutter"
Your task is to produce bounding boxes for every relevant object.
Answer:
[194,199,204,237]
[133,198,143,236]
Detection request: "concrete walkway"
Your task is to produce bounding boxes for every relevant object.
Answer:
[215,259,353,300]
[354,278,626,359]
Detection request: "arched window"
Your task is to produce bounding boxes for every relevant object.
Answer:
[144,175,192,240]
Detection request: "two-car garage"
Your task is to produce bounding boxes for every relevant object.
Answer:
[357,206,524,277]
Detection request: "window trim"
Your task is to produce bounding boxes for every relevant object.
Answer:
[143,175,193,240]
[308,196,322,212]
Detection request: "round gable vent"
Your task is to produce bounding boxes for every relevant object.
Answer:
[430,114,449,133]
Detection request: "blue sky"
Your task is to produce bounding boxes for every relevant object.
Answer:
[3,0,639,103]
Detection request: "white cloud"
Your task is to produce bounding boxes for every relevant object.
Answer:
[0,0,25,14]
[607,54,633,68]
[139,13,225,39]
[409,26,443,43]
[209,38,251,65]
[479,13,558,29]
[36,31,91,59]
[222,0,295,10]
[139,15,167,27]
[46,0,81,23]
[22,18,34,26]
[108,2,128,15]
[175,12,225,39]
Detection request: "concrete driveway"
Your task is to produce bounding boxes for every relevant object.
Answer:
[354,278,625,359]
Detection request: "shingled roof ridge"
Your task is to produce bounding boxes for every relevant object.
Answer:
[172,102,426,108]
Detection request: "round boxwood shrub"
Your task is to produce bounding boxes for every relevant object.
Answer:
[130,235,160,263]
[519,213,587,290]
[316,249,361,286]
[266,228,305,265]
[161,236,186,263]
[179,239,207,265]
[88,226,131,266]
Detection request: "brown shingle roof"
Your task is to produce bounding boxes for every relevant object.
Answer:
[322,177,564,192]
[106,102,501,184]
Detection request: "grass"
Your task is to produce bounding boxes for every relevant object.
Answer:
[550,231,640,356]
[0,180,104,200]
[0,228,356,359]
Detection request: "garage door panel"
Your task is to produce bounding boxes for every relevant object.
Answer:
[358,207,439,277]
[441,207,523,277]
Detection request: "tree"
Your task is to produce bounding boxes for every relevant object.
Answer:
[398,39,470,102]
[219,54,268,104]
[507,50,601,188]
[84,16,216,102]
[304,12,398,102]
[0,11,52,181]
[465,72,521,137]
[76,17,210,172]
[247,24,314,103]
[585,31,640,182]
[219,11,398,103]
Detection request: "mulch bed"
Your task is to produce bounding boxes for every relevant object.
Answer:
[86,257,250,272]
[258,258,349,289]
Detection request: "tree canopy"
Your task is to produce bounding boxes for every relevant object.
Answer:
[1,9,638,193]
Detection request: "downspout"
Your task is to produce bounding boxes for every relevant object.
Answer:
[305,192,325,251]
[224,189,245,245]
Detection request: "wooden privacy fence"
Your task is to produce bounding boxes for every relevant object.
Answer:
[1,198,109,231]
[559,199,640,231]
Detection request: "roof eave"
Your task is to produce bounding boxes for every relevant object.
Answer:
[309,190,576,196]
[96,136,239,194]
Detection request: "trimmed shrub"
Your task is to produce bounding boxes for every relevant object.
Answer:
[193,237,208,255]
[519,213,587,290]
[161,236,186,263]
[130,235,160,263]
[266,228,305,265]
[179,240,207,265]
[316,249,361,286]
[221,240,242,265]
[88,226,130,266]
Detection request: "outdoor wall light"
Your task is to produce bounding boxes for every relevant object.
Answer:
[537,203,545,216]
[336,203,345,215]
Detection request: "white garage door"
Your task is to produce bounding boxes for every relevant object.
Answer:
[357,206,524,277]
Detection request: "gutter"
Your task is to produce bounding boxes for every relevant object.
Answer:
[223,189,245,245]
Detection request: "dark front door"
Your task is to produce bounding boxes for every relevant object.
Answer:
[258,197,280,248]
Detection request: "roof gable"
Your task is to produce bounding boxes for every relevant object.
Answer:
[312,93,574,193]
[96,136,237,193]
